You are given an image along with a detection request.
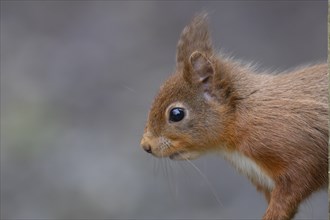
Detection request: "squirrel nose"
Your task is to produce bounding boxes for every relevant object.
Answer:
[141,136,152,154]
[142,144,152,154]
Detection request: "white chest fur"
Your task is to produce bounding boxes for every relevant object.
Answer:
[221,151,275,190]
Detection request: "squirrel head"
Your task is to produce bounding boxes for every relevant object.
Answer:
[141,13,236,160]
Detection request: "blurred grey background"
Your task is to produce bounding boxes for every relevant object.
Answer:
[1,1,328,219]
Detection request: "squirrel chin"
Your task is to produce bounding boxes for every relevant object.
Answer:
[169,151,201,161]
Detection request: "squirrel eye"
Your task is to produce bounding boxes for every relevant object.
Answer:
[169,108,185,122]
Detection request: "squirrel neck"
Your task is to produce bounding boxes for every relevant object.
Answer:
[214,57,272,151]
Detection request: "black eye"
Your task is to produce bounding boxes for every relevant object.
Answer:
[169,108,185,122]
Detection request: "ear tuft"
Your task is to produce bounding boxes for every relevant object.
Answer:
[176,12,213,69]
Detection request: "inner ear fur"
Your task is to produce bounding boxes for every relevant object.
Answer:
[186,51,214,85]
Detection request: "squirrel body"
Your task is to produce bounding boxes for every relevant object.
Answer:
[141,13,328,220]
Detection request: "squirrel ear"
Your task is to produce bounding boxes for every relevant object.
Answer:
[185,51,214,87]
[176,12,213,69]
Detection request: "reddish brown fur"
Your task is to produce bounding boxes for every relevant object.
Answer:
[141,13,328,220]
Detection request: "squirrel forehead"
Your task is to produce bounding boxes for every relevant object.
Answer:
[154,74,191,105]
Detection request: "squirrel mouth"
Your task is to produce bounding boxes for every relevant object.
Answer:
[169,152,184,160]
[169,151,201,160]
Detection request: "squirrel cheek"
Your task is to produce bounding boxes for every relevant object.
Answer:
[159,136,172,150]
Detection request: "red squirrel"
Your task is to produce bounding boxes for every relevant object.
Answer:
[140,13,328,220]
